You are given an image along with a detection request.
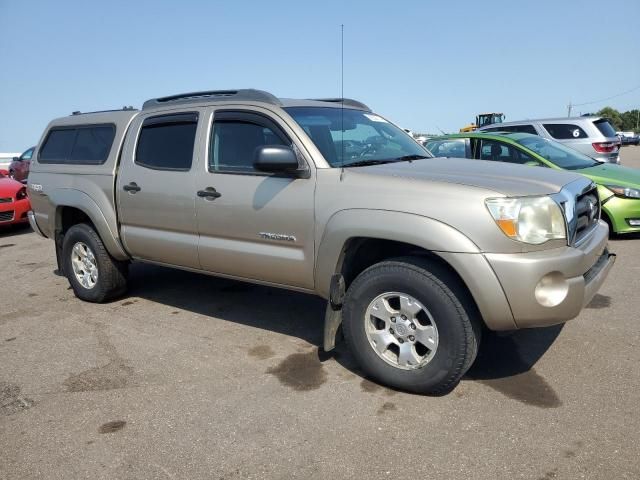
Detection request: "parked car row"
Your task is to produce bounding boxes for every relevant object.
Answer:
[617,131,640,146]
[479,116,621,164]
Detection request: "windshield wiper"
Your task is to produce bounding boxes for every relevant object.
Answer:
[343,155,430,168]
[393,154,430,162]
[343,159,397,168]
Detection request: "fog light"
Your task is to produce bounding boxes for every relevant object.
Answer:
[627,218,640,227]
[534,272,569,307]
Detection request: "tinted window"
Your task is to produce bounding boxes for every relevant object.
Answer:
[71,126,115,163]
[210,121,287,173]
[39,126,115,164]
[543,124,587,139]
[478,139,542,165]
[593,119,617,138]
[136,114,197,171]
[39,129,76,162]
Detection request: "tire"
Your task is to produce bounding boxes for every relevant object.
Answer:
[342,257,480,394]
[62,223,128,303]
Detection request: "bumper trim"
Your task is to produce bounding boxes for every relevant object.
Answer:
[582,251,616,308]
[28,211,47,238]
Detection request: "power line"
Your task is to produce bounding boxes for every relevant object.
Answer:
[573,83,640,107]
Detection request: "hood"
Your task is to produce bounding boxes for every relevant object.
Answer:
[0,176,25,197]
[579,163,640,188]
[352,157,585,196]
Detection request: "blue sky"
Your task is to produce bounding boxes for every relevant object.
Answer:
[1,0,639,150]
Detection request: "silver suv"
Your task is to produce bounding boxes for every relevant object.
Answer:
[27,89,615,394]
[480,116,621,163]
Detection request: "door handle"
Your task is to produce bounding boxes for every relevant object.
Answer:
[197,187,222,199]
[123,182,141,193]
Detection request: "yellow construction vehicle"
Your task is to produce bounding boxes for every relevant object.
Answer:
[460,112,505,132]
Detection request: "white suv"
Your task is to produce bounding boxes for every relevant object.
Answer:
[480,116,621,163]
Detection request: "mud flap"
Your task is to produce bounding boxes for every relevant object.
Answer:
[323,273,345,352]
[323,304,343,352]
[54,231,65,276]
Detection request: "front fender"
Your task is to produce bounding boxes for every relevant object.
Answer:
[50,189,129,260]
[314,209,480,298]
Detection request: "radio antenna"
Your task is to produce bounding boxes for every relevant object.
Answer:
[340,24,345,178]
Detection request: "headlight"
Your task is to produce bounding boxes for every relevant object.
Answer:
[604,185,640,199]
[16,187,28,200]
[485,196,566,244]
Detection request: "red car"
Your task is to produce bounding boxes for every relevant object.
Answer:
[0,169,31,226]
[8,146,35,183]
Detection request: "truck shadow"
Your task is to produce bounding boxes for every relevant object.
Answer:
[127,262,326,347]
[126,262,563,400]
[463,325,564,407]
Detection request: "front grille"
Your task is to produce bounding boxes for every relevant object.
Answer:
[574,187,600,244]
[0,210,15,222]
[0,197,12,203]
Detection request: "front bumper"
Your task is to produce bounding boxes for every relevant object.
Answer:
[484,221,615,328]
[0,198,30,226]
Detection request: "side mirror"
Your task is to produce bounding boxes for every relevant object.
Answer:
[254,145,301,174]
[12,157,20,162]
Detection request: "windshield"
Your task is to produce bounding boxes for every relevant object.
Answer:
[284,107,431,167]
[516,136,599,170]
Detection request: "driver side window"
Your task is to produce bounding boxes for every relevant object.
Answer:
[209,111,290,174]
[477,140,543,166]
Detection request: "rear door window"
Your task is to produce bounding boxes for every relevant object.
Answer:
[593,119,617,138]
[39,125,115,164]
[135,113,198,171]
[542,124,588,139]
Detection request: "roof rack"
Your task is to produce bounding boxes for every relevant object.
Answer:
[71,106,137,116]
[309,98,371,111]
[142,89,281,110]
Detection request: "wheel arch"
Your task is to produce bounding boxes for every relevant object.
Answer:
[51,190,129,260]
[315,209,480,298]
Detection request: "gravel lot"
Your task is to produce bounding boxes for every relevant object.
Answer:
[2,147,640,480]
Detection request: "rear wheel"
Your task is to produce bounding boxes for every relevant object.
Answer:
[62,223,128,302]
[342,257,480,394]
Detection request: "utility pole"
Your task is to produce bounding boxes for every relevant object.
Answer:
[567,101,572,117]
[636,109,639,131]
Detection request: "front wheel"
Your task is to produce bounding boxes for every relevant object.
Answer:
[342,257,480,394]
[62,223,128,303]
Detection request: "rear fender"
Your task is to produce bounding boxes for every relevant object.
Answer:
[51,189,129,260]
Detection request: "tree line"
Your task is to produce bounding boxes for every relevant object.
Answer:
[593,107,640,132]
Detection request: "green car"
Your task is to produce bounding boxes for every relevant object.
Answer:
[425,132,640,235]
